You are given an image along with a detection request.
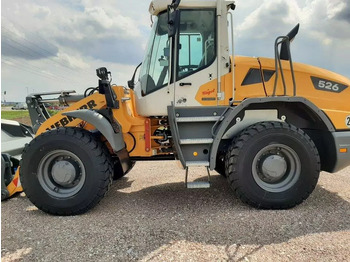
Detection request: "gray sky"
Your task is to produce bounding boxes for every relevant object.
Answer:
[1,0,350,102]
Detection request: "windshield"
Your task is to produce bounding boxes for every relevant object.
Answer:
[139,12,169,96]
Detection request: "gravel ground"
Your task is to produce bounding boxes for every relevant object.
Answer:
[1,161,350,261]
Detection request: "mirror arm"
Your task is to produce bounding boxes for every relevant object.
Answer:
[128,62,142,89]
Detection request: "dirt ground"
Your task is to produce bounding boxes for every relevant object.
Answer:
[1,161,350,261]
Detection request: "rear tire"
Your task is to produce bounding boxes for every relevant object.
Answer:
[225,122,320,209]
[20,128,113,215]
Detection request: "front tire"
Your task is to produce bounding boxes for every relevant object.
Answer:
[20,128,113,215]
[225,122,320,209]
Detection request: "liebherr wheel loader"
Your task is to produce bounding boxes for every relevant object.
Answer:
[20,0,350,215]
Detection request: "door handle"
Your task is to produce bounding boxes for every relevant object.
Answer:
[179,82,192,86]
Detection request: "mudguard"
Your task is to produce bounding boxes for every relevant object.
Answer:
[209,96,335,170]
[62,109,125,153]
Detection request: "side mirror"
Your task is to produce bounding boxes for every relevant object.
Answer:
[167,0,181,37]
[128,62,142,89]
[168,9,179,37]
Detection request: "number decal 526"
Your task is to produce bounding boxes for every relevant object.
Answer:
[311,76,348,93]
[317,80,339,91]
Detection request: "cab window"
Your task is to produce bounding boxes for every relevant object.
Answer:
[177,9,216,80]
[139,13,170,96]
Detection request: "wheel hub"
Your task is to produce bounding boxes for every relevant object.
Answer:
[51,160,77,186]
[38,150,86,198]
[261,155,287,182]
[252,144,301,193]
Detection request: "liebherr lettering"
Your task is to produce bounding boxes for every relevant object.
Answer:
[46,100,97,131]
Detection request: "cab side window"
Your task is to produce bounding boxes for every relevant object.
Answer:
[177,9,216,80]
[139,13,170,96]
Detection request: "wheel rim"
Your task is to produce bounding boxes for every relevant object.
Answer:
[38,150,86,198]
[252,144,301,193]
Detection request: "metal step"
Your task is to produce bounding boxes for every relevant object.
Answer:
[186,181,210,189]
[176,116,220,122]
[185,165,211,189]
[185,161,209,167]
[180,138,213,145]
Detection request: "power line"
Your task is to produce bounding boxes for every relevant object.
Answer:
[2,58,77,83]
[1,19,104,90]
[1,42,83,85]
[1,28,79,73]
[1,32,99,86]
[1,24,92,75]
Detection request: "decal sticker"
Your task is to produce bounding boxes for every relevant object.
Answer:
[311,76,348,93]
[45,99,97,131]
[202,89,215,95]
[202,97,216,101]
[346,115,350,128]
[176,97,187,104]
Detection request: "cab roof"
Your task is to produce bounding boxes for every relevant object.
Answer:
[149,0,217,16]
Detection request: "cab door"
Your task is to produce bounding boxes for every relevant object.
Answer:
[174,9,218,107]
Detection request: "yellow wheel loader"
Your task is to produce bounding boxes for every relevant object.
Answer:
[20,0,350,215]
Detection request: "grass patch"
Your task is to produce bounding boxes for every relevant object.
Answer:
[1,111,29,120]
[1,110,58,120]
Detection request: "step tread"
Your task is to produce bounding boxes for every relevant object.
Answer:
[187,181,210,189]
[186,161,210,167]
[176,116,220,122]
[180,138,213,144]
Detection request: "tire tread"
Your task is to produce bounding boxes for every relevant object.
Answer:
[20,128,113,215]
[225,121,320,209]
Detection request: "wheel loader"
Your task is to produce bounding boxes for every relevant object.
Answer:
[19,0,350,215]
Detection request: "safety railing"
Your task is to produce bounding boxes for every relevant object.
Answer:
[272,36,297,97]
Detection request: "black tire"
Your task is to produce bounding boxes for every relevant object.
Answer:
[225,121,320,209]
[215,142,232,177]
[20,128,113,215]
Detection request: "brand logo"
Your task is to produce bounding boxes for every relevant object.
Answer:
[46,100,97,130]
[202,89,215,96]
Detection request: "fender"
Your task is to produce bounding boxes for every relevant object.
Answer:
[209,96,335,170]
[62,110,125,153]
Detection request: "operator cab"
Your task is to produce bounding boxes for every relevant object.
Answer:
[133,0,232,116]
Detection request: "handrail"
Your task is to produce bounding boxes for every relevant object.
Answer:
[272,36,297,97]
[228,11,235,102]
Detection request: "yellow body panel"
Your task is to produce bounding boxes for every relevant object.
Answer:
[196,56,267,106]
[196,55,350,130]
[36,87,152,157]
[111,86,151,157]
[258,57,350,130]
[233,56,267,101]
[195,76,233,106]
[36,93,107,135]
